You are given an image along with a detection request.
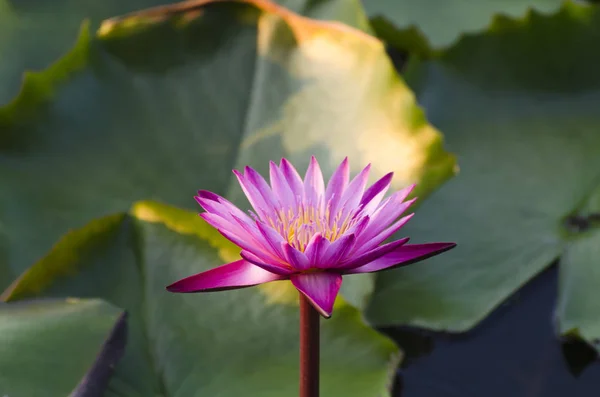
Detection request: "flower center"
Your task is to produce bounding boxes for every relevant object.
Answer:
[264,201,360,251]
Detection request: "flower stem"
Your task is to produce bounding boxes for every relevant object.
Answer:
[299,293,320,397]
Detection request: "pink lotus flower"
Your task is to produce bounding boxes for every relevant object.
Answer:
[167,157,455,318]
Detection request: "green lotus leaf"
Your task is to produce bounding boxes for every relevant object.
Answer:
[367,2,600,352]
[0,298,125,397]
[365,0,563,51]
[0,0,182,105]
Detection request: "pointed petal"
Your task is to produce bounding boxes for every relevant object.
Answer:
[361,172,393,205]
[354,213,414,255]
[291,273,343,318]
[195,191,253,225]
[345,243,456,274]
[303,156,325,207]
[196,189,221,202]
[339,164,371,214]
[371,185,415,217]
[325,157,349,213]
[360,195,417,244]
[318,233,356,268]
[280,158,304,202]
[256,221,287,259]
[282,242,310,270]
[233,169,272,220]
[269,161,295,209]
[195,196,230,221]
[244,166,279,211]
[200,213,283,266]
[346,215,370,238]
[200,212,246,236]
[339,237,409,270]
[240,250,294,275]
[359,173,395,215]
[230,213,261,238]
[304,233,330,265]
[227,214,293,266]
[216,227,281,265]
[200,213,265,253]
[166,260,286,292]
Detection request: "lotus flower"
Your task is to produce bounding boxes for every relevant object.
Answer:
[167,157,455,318]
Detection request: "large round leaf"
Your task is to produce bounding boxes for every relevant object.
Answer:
[364,0,563,50]
[367,2,600,351]
[0,0,181,105]
[3,201,400,397]
[0,298,125,397]
[0,0,455,305]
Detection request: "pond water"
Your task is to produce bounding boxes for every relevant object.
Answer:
[381,266,600,397]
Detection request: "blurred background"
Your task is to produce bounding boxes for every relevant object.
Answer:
[1,0,599,396]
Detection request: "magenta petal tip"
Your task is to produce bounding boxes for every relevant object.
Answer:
[291,273,342,318]
[166,260,286,293]
[196,190,219,200]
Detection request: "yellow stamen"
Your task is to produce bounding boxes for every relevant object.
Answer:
[264,200,360,251]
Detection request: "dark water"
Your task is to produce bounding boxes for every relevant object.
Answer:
[380,266,600,397]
